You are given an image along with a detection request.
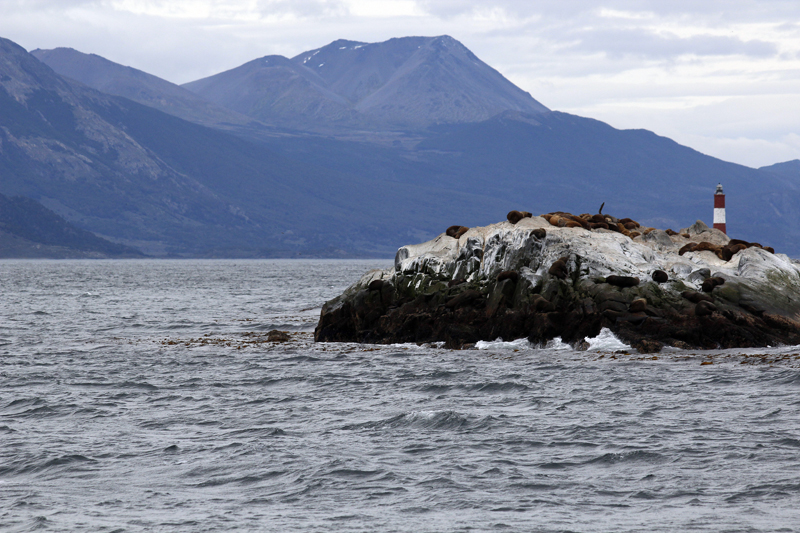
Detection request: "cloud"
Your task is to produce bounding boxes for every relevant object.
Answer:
[0,0,798,166]
[567,29,777,59]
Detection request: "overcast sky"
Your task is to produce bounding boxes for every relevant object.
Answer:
[2,0,799,167]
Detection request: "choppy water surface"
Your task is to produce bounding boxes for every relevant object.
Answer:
[2,260,800,532]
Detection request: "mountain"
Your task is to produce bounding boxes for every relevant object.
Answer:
[1,36,512,257]
[182,35,548,131]
[262,110,800,253]
[760,160,800,179]
[6,34,800,258]
[30,47,255,130]
[0,193,144,258]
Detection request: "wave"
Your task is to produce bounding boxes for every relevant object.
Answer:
[342,410,492,432]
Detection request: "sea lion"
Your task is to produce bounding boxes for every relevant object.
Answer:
[693,241,721,253]
[715,247,734,261]
[548,257,569,280]
[591,214,606,224]
[682,290,713,304]
[520,211,533,218]
[622,221,640,230]
[565,221,584,229]
[531,228,547,240]
[606,275,640,288]
[446,225,463,238]
[454,226,469,239]
[701,277,725,293]
[496,271,519,283]
[652,270,669,283]
[531,294,555,312]
[695,300,718,317]
[679,243,698,256]
[507,210,525,224]
[727,243,747,254]
[665,229,678,236]
[764,246,775,254]
[629,298,647,313]
[589,222,609,230]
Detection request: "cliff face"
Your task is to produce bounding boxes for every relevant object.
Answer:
[315,214,800,352]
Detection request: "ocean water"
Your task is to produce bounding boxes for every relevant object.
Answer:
[2,259,800,532]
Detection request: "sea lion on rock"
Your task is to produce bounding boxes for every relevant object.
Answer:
[496,271,519,283]
[665,229,678,236]
[629,298,647,313]
[507,210,525,224]
[606,275,640,288]
[531,294,555,312]
[548,257,569,280]
[693,241,721,254]
[679,243,698,256]
[531,228,547,240]
[446,225,463,238]
[652,270,669,283]
[764,246,775,254]
[454,226,469,239]
[696,300,718,317]
[727,243,747,254]
[520,211,533,218]
[590,222,609,230]
[565,221,584,229]
[701,277,725,293]
[622,221,639,230]
[682,290,713,304]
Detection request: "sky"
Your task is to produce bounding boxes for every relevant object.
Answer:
[1,0,799,168]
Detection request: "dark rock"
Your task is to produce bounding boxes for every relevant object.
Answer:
[445,290,483,309]
[267,330,291,342]
[368,279,385,291]
[606,275,639,288]
[631,339,663,354]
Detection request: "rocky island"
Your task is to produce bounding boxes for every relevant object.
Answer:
[315,211,800,353]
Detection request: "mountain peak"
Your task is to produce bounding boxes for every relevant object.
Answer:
[184,35,548,130]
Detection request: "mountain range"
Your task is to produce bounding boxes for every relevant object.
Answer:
[2,34,799,257]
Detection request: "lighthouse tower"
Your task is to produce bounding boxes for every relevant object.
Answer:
[714,183,726,234]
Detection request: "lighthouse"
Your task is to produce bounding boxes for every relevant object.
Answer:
[714,183,726,234]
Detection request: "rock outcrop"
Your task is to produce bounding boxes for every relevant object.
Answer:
[315,213,800,352]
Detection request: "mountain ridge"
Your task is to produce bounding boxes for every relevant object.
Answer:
[5,34,800,257]
[182,35,548,130]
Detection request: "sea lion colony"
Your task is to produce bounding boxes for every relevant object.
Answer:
[316,207,798,353]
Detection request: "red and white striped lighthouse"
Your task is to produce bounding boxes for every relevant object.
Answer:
[713,183,726,234]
